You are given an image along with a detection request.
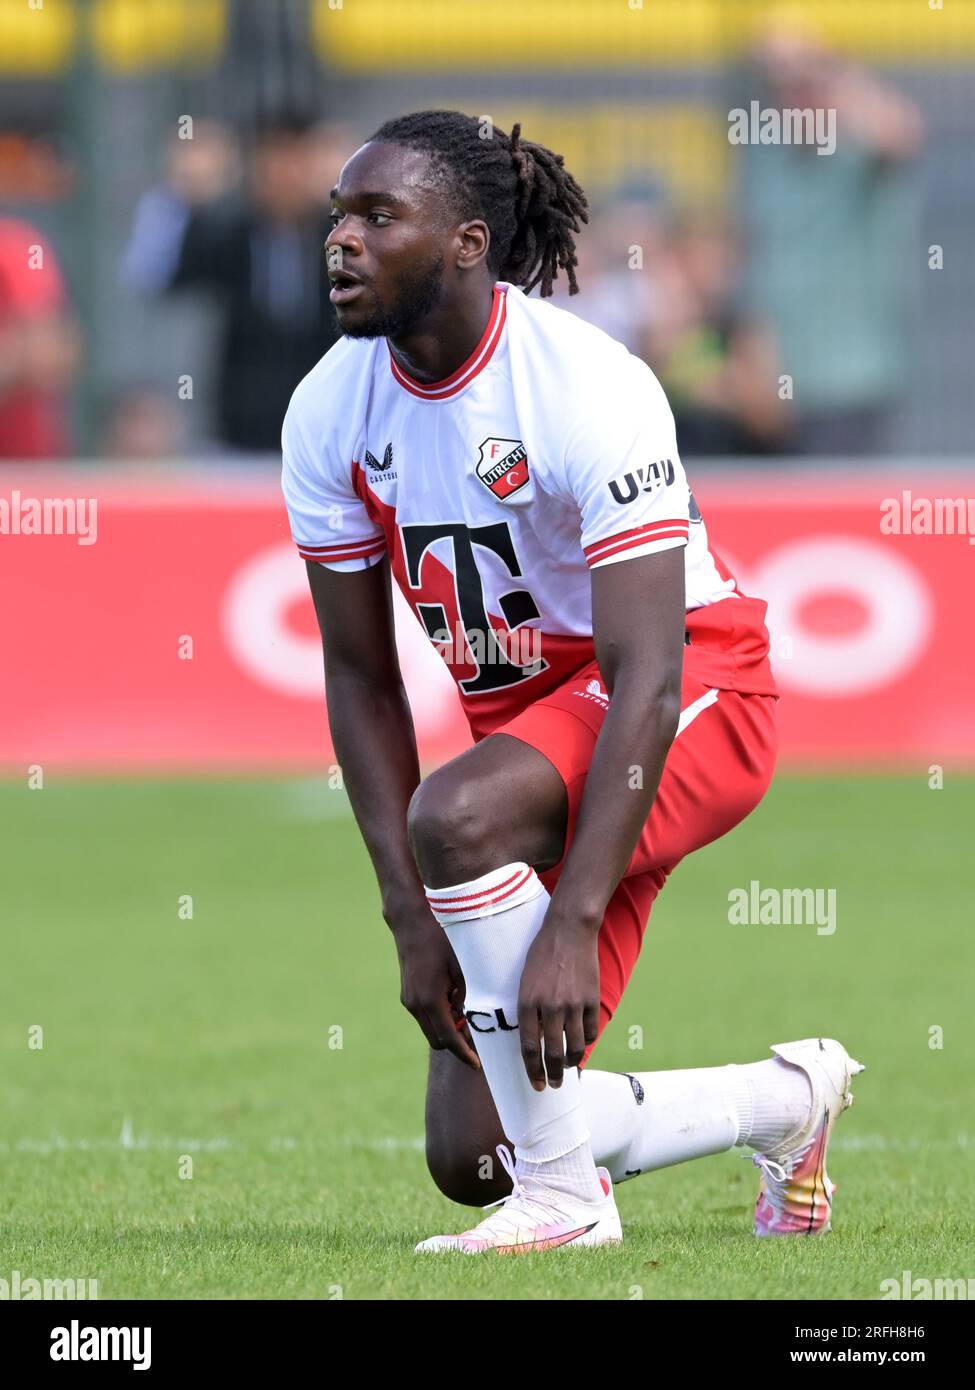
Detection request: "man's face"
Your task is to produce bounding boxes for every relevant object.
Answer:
[325,141,453,338]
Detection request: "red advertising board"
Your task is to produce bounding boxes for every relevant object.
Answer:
[2,467,973,772]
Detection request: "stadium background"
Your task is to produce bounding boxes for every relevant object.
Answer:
[3,0,974,1301]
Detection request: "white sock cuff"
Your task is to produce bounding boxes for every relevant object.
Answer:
[424,862,543,924]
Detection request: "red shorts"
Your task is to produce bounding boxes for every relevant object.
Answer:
[495,661,778,1065]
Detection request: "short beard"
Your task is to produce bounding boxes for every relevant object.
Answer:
[338,252,446,340]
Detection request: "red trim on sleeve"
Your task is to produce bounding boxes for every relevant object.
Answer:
[296,537,386,563]
[584,519,689,567]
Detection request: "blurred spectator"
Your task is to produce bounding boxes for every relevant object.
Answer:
[0,217,80,459]
[641,215,789,455]
[101,384,187,461]
[548,194,669,353]
[123,115,354,453]
[553,194,786,454]
[739,24,924,455]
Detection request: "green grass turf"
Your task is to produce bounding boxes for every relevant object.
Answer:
[2,772,972,1300]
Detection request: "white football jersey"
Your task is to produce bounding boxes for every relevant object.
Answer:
[282,282,775,736]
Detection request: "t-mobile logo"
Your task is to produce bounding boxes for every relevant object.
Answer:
[400,520,547,693]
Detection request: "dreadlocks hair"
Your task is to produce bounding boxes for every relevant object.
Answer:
[368,110,589,297]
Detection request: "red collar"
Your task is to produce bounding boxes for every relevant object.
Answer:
[388,284,507,401]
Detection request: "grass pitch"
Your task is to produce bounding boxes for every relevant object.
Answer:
[2,772,972,1300]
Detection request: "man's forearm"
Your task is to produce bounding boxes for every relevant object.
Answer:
[325,666,427,922]
[546,675,680,928]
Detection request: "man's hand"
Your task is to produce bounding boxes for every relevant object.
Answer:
[517,914,600,1090]
[392,909,481,1070]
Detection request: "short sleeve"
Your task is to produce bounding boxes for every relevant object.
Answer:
[281,400,386,572]
[564,358,690,571]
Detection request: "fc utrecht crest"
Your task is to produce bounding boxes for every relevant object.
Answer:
[476,438,530,500]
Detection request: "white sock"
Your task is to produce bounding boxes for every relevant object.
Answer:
[732,1057,814,1152]
[580,1055,813,1183]
[580,1065,744,1182]
[425,863,604,1203]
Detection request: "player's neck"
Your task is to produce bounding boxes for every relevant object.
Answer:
[386,281,496,386]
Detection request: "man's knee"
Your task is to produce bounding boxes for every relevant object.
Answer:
[425,1131,512,1207]
[407,737,568,886]
[424,1048,511,1205]
[407,767,491,885]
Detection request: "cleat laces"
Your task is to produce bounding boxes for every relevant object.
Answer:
[462,1144,584,1245]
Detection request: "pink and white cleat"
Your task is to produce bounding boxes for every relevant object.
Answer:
[415,1145,622,1255]
[750,1038,865,1237]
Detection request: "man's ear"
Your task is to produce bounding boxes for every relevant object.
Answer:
[455,219,491,272]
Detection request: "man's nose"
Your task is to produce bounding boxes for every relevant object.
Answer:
[326,223,362,257]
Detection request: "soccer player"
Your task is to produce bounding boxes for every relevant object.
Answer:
[282,111,864,1253]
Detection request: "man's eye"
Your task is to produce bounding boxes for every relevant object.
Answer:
[328,209,343,226]
[368,212,392,226]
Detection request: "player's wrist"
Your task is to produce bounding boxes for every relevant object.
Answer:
[381,886,435,935]
[544,891,606,936]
